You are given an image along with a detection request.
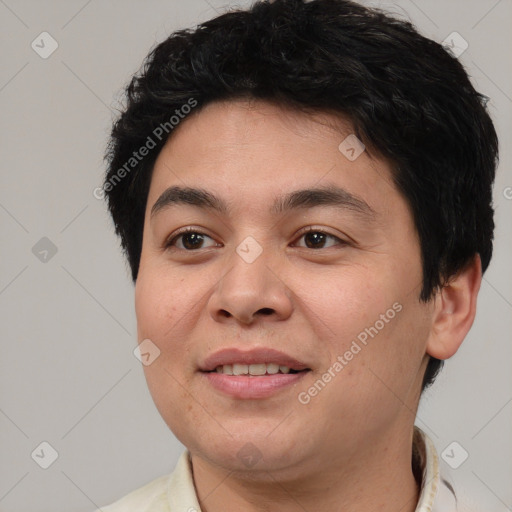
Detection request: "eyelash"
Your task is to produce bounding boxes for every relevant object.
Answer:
[163,226,347,251]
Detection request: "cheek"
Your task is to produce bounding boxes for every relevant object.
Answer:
[134,269,193,402]
[296,265,426,409]
[134,264,217,387]
[134,269,203,434]
[135,267,195,340]
[297,265,398,351]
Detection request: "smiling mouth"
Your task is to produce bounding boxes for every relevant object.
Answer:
[208,363,310,375]
[202,361,311,399]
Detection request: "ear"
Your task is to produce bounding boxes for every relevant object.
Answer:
[426,254,482,360]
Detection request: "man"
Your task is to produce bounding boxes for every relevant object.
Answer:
[98,0,498,510]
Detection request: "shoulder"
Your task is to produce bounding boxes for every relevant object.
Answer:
[96,473,172,512]
[94,450,197,512]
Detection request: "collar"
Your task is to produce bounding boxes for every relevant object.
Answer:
[414,426,458,511]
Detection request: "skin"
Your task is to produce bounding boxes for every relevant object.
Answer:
[134,98,481,512]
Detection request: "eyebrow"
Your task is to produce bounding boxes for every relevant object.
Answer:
[150,184,376,220]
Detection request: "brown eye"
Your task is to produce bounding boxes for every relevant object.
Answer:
[294,228,346,249]
[165,228,218,250]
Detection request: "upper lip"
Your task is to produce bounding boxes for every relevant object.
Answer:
[199,347,310,372]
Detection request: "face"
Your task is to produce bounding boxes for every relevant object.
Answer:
[135,98,433,476]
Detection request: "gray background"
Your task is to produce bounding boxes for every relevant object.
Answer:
[0,1,511,511]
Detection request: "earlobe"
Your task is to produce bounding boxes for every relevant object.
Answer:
[426,254,482,360]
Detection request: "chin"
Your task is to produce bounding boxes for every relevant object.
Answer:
[185,428,308,474]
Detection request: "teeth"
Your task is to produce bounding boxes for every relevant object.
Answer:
[266,363,279,374]
[249,363,266,375]
[232,364,248,375]
[213,363,295,375]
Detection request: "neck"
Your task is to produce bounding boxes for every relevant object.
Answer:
[190,425,420,512]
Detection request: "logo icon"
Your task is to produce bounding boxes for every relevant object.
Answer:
[32,237,58,263]
[442,32,469,58]
[31,32,59,59]
[237,442,263,468]
[236,236,263,264]
[31,441,59,469]
[441,441,469,469]
[134,338,161,366]
[338,134,365,161]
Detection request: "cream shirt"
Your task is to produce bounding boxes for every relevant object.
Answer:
[97,427,459,512]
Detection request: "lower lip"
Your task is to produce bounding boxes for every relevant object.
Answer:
[202,371,309,399]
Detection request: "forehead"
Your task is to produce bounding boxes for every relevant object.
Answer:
[147,98,399,220]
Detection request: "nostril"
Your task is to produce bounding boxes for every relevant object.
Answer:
[258,308,274,315]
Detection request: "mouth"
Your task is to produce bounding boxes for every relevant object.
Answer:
[199,348,312,399]
[207,363,309,376]
[199,347,310,373]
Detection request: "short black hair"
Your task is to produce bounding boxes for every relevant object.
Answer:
[103,0,498,392]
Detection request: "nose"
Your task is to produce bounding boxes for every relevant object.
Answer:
[206,241,294,326]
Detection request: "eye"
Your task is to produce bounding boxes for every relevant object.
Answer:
[164,226,347,251]
[164,227,219,251]
[293,227,347,249]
